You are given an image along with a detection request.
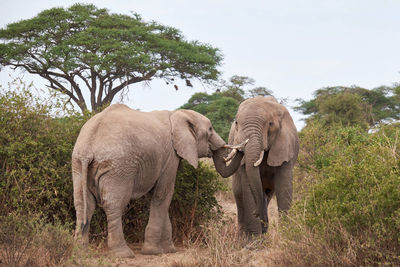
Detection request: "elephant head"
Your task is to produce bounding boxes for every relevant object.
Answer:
[170,109,243,176]
[229,96,298,220]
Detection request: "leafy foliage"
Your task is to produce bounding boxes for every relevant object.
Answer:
[295,85,400,127]
[170,161,224,241]
[0,81,84,223]
[289,122,400,265]
[0,4,222,112]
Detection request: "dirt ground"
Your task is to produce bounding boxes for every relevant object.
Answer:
[107,196,280,267]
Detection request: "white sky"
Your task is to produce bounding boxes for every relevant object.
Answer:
[1,0,400,129]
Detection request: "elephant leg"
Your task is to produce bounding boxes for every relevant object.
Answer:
[73,171,96,245]
[142,159,179,255]
[274,164,293,214]
[232,169,245,233]
[159,211,175,253]
[74,191,96,245]
[261,188,274,233]
[100,175,134,258]
[239,169,262,236]
[261,191,268,233]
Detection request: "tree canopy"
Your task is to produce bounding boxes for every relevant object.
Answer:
[0,4,222,112]
[295,85,400,127]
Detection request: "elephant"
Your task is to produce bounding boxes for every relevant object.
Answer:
[226,96,299,236]
[71,104,245,258]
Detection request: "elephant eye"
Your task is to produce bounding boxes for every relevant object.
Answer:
[209,126,212,131]
[269,122,273,126]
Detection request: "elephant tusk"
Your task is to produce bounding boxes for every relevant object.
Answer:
[224,148,237,162]
[253,150,264,167]
[224,138,249,151]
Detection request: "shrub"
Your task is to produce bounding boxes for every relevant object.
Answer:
[170,161,224,241]
[288,122,400,265]
[0,81,84,224]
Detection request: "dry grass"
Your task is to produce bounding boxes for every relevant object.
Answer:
[166,196,367,267]
[0,206,368,267]
[185,218,259,266]
[3,190,390,266]
[265,218,356,266]
[164,198,278,267]
[0,214,109,267]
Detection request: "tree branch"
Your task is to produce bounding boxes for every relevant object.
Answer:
[7,62,88,112]
[39,73,81,107]
[75,72,91,92]
[102,70,157,105]
[97,75,107,107]
[90,68,97,111]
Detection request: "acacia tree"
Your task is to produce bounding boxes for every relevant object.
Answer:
[0,4,222,112]
[217,75,273,102]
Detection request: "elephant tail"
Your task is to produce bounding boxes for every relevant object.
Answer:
[80,158,90,234]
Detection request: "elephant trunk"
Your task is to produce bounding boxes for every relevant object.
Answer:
[209,129,226,151]
[244,128,265,222]
[212,147,243,178]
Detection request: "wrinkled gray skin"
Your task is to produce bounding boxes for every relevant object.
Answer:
[72,104,243,258]
[228,96,299,236]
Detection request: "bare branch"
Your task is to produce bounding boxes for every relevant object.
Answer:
[40,73,80,105]
[90,68,97,110]
[75,73,91,91]
[102,70,157,105]
[97,75,107,105]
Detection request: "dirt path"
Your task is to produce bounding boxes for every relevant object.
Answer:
[107,197,280,267]
[111,245,195,267]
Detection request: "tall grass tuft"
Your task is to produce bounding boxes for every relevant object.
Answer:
[0,213,107,267]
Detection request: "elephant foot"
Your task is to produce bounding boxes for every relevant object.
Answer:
[110,246,135,258]
[141,241,176,255]
[161,243,176,254]
[261,221,269,233]
[74,230,89,245]
[244,238,265,250]
[243,231,262,244]
[141,244,162,255]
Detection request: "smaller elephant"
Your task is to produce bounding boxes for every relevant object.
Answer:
[227,96,299,236]
[72,104,244,257]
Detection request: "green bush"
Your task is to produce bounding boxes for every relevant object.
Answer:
[0,81,84,223]
[0,81,223,243]
[170,161,223,241]
[289,122,400,265]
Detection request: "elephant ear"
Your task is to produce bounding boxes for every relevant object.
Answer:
[267,109,297,166]
[170,110,199,168]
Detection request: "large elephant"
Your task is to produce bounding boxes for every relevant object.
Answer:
[72,104,244,258]
[226,96,299,236]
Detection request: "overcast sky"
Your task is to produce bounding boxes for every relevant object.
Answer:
[1,0,400,129]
